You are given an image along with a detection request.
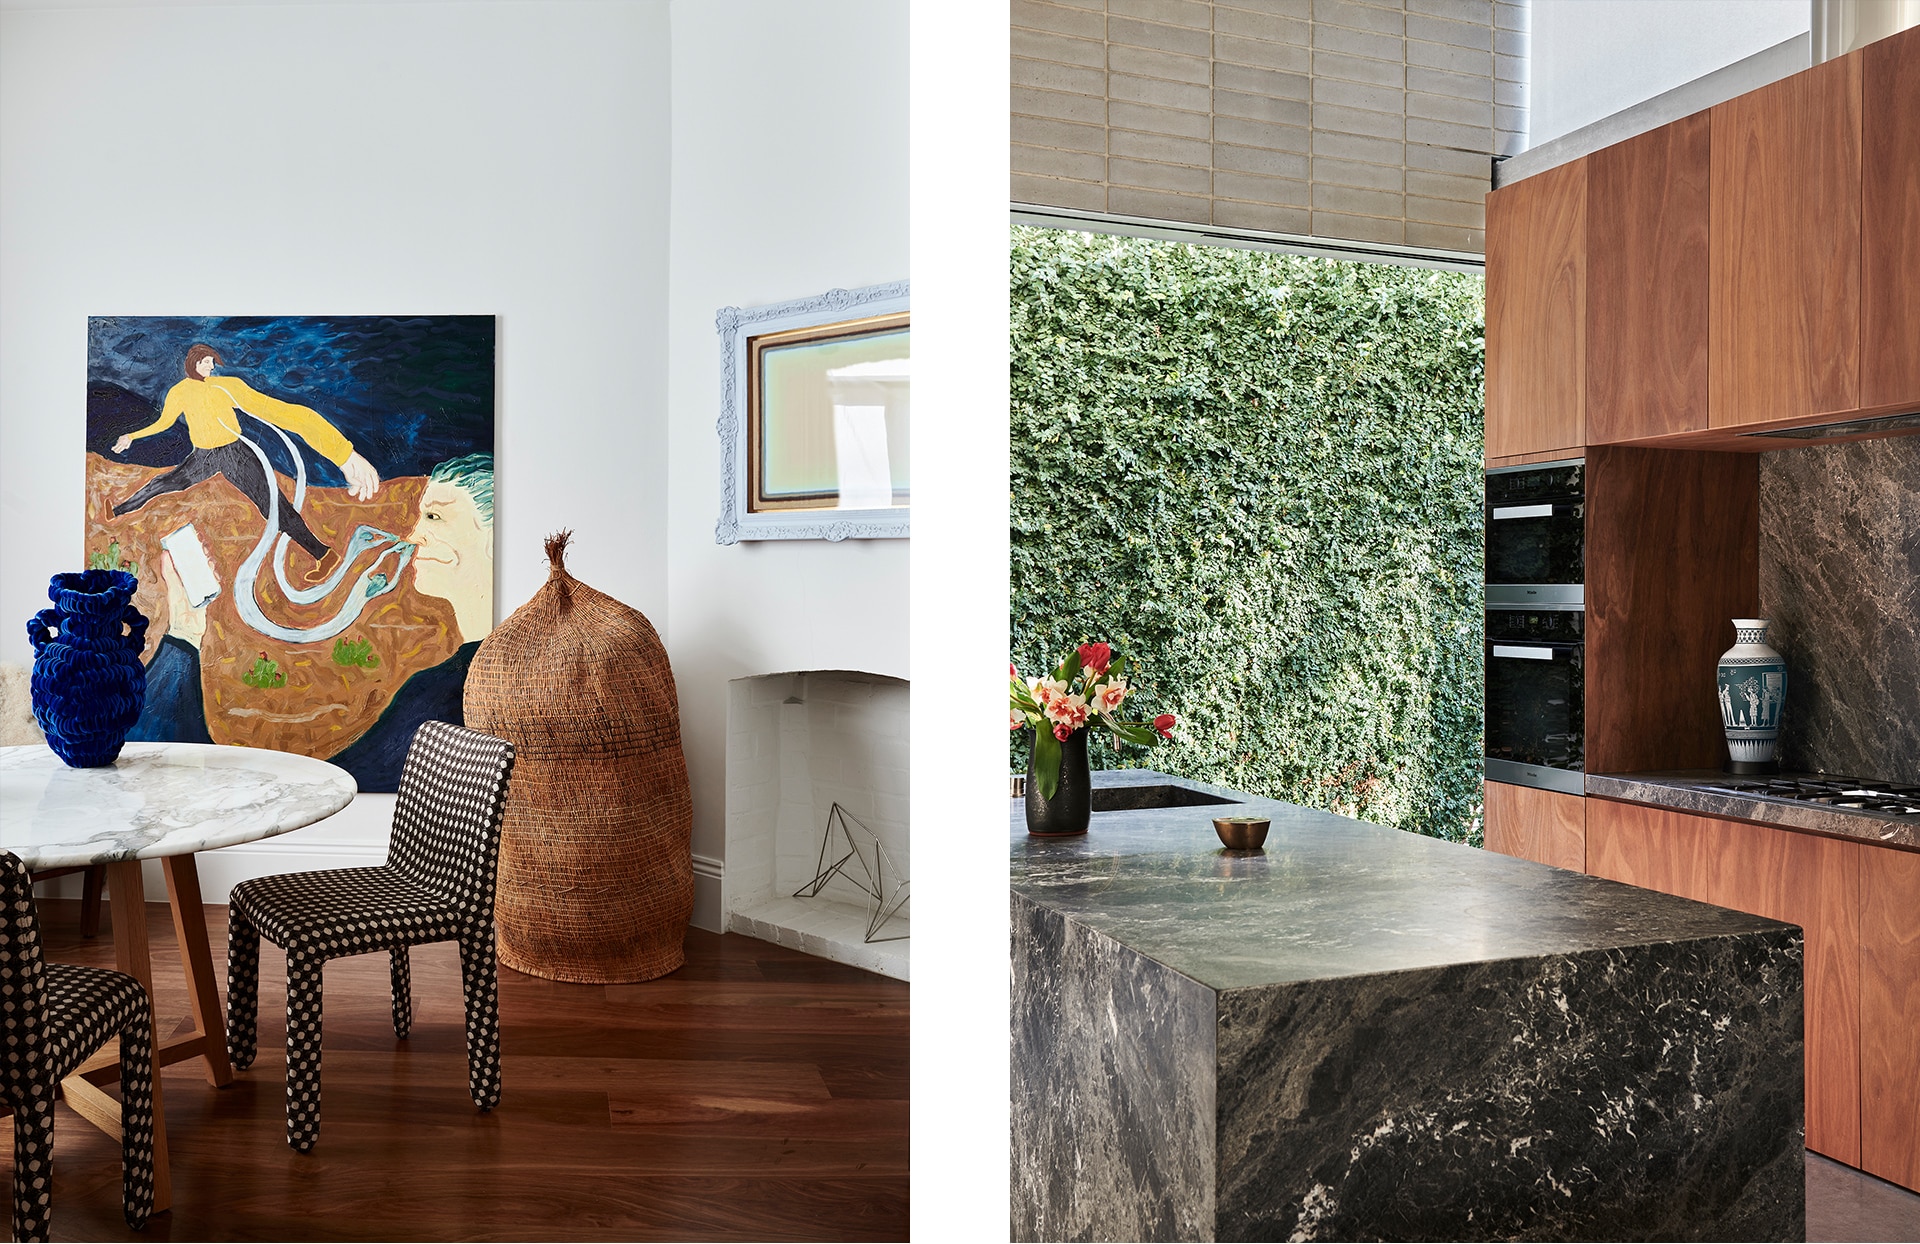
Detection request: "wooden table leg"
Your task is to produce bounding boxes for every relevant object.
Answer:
[106,860,172,1215]
[162,855,234,1087]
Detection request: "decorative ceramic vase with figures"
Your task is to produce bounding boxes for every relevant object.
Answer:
[1716,618,1787,774]
[26,569,149,767]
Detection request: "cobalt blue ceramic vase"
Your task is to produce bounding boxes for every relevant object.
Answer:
[27,569,149,767]
[1716,618,1787,774]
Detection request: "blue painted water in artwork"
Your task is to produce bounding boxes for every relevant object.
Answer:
[86,316,495,486]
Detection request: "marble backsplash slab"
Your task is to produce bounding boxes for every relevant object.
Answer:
[1758,435,1920,784]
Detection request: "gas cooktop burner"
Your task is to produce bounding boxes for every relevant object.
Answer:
[1704,776,1920,819]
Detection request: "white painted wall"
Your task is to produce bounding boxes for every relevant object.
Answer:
[0,1,672,879]
[665,0,910,929]
[1528,0,1809,145]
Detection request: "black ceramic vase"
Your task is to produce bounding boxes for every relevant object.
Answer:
[1025,727,1091,836]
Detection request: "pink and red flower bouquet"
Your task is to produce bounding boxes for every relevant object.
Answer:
[1009,641,1177,798]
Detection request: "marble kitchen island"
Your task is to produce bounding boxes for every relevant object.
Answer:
[1011,771,1806,1242]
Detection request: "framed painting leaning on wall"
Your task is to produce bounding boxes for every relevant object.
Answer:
[715,280,909,543]
[85,315,496,792]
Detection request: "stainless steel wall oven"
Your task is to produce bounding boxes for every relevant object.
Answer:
[1486,459,1585,795]
[1486,458,1583,605]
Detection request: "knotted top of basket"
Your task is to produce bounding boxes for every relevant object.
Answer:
[465,532,684,755]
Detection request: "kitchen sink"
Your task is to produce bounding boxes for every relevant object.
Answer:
[1091,784,1240,812]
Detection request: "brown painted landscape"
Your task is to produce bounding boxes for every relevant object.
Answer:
[84,457,465,760]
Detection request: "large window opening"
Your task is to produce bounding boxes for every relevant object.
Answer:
[1009,225,1487,843]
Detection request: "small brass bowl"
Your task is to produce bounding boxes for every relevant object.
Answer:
[1213,815,1271,850]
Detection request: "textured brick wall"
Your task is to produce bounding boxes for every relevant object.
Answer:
[1012,0,1529,252]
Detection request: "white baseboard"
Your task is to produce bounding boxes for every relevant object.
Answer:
[32,796,394,903]
[194,841,387,902]
[35,803,730,934]
[692,852,724,933]
[33,840,387,904]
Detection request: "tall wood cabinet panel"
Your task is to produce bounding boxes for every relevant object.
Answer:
[1486,159,1586,458]
[1860,846,1920,1189]
[1587,114,1711,443]
[1862,25,1920,411]
[1587,799,1863,1164]
[1702,819,1864,1167]
[1483,780,1585,871]
[1585,447,1758,774]
[1709,54,1862,427]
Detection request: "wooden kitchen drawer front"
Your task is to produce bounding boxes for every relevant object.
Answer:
[1709,53,1862,427]
[1486,159,1586,459]
[1587,798,1862,1165]
[1587,113,1710,443]
[1483,780,1586,872]
[1585,797,1713,902]
[1861,845,1920,1190]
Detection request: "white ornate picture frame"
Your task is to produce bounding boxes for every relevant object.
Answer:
[715,280,910,543]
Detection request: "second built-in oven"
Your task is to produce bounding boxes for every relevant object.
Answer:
[1484,606,1584,794]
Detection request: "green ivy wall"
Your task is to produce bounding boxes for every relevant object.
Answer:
[1010,226,1487,843]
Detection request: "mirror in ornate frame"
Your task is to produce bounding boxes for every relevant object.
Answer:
[715,280,909,543]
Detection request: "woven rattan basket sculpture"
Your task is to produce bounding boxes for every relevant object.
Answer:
[464,532,693,983]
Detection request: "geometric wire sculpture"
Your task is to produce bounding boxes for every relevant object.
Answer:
[791,802,909,943]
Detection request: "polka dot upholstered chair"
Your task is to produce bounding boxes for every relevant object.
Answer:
[1,851,157,1243]
[225,721,515,1152]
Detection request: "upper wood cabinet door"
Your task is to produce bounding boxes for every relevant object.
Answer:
[1486,159,1586,458]
[1587,114,1710,443]
[1709,54,1862,427]
[1863,25,1920,411]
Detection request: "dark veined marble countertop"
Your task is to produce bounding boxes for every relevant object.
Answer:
[1010,769,1791,993]
[1587,770,1919,850]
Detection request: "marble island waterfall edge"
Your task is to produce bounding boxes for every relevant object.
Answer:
[1010,771,1806,1243]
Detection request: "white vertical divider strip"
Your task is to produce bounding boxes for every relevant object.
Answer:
[913,0,1010,1236]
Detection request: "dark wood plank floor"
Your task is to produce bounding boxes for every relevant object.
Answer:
[8,899,908,1242]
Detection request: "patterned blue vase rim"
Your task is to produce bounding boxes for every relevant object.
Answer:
[1731,618,1769,628]
[49,569,138,615]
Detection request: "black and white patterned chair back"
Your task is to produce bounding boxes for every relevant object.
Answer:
[0,852,48,1114]
[386,722,515,932]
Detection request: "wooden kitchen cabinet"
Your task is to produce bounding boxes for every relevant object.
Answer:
[1486,159,1586,458]
[1587,798,1864,1165]
[1586,114,1711,443]
[1584,797,1713,903]
[1709,53,1862,428]
[1483,780,1585,871]
[1860,845,1920,1189]
[1862,25,1920,412]
[1703,818,1864,1168]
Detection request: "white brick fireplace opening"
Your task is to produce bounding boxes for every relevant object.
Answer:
[723,670,908,980]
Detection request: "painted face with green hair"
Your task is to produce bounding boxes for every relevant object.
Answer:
[406,453,494,643]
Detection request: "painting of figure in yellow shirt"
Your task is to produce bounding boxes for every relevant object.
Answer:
[110,344,383,578]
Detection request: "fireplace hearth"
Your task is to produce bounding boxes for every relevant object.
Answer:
[723,670,909,980]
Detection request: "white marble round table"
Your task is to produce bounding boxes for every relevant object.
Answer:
[0,741,354,1214]
[2,741,355,869]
